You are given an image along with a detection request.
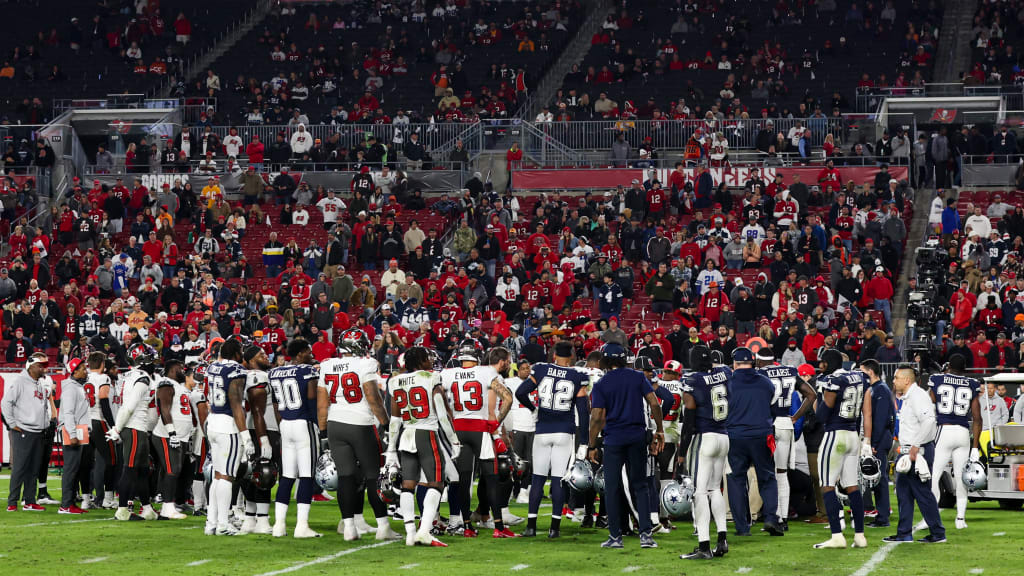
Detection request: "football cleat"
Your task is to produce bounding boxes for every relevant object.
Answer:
[239,517,257,534]
[712,538,729,557]
[294,526,322,539]
[81,495,93,510]
[595,516,609,529]
[600,536,624,549]
[814,534,848,549]
[681,547,714,560]
[764,521,785,536]
[502,512,525,526]
[520,527,537,537]
[376,523,400,540]
[882,534,914,543]
[640,532,658,548]
[852,533,868,548]
[216,524,241,536]
[547,528,560,539]
[917,534,947,543]
[311,493,333,502]
[37,491,58,505]
[204,526,216,536]
[415,533,447,547]
[864,509,879,518]
[160,507,187,520]
[254,517,274,534]
[463,527,479,538]
[581,515,594,529]
[58,506,87,515]
[955,518,967,530]
[516,489,530,504]
[343,523,360,541]
[273,521,287,538]
[493,528,519,538]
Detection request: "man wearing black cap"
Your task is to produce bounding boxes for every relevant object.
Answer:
[725,347,785,537]
[587,343,665,549]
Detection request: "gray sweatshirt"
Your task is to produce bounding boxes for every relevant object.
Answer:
[61,378,90,441]
[724,240,745,262]
[1,370,48,433]
[980,392,1009,430]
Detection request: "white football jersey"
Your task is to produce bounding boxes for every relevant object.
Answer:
[152,378,196,439]
[86,371,112,421]
[658,378,685,443]
[578,366,604,396]
[189,387,208,454]
[319,356,381,425]
[440,365,499,421]
[387,370,441,436]
[503,376,537,433]
[245,369,279,432]
[122,369,155,432]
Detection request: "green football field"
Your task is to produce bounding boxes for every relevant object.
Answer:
[1,476,1021,576]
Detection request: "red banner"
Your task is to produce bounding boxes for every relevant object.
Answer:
[513,165,908,191]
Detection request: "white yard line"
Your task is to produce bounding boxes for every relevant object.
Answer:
[187,560,211,567]
[21,518,113,528]
[510,564,530,571]
[252,541,398,576]
[736,568,753,574]
[993,532,1005,536]
[398,564,420,570]
[622,567,641,573]
[850,520,927,576]
[969,569,984,575]
[80,557,108,564]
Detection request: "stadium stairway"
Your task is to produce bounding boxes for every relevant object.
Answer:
[934,0,979,84]
[892,185,934,338]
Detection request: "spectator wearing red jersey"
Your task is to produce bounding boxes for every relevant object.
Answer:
[816,159,841,190]
[174,12,192,44]
[968,332,992,369]
[867,266,893,328]
[801,323,825,363]
[698,281,729,327]
[246,135,265,171]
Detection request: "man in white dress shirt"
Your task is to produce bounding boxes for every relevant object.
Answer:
[884,366,945,544]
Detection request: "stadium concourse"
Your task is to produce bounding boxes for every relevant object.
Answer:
[3,0,1024,573]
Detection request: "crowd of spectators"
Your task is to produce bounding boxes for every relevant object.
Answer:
[921,187,1024,375]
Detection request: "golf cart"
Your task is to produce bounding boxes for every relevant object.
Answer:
[964,373,1023,510]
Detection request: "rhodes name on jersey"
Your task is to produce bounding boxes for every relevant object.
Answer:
[928,373,980,427]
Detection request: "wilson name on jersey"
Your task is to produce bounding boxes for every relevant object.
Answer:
[928,373,980,427]
[388,370,441,431]
[818,370,868,432]
[683,367,732,434]
[319,356,380,425]
[270,364,318,421]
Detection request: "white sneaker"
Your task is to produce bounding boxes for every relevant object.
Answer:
[344,523,360,541]
[294,525,322,539]
[337,520,346,535]
[414,532,447,547]
[479,519,495,529]
[955,517,967,530]
[140,506,158,521]
[273,521,287,538]
[239,517,257,534]
[814,534,848,549]
[101,497,117,510]
[160,506,187,520]
[502,512,524,526]
[216,524,241,536]
[204,526,216,536]
[376,523,400,540]
[516,489,530,504]
[572,508,585,522]
[81,495,93,510]
[114,507,131,521]
[254,517,273,535]
[354,515,374,535]
[852,533,868,548]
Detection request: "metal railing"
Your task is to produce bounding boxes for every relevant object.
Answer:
[83,159,469,174]
[52,95,215,117]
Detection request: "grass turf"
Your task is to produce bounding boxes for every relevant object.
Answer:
[1,477,1022,576]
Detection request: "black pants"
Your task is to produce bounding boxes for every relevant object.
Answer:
[36,422,56,488]
[61,444,85,508]
[7,430,42,507]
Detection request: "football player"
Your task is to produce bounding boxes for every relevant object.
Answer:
[503,358,536,504]
[641,357,676,534]
[240,344,278,534]
[270,339,321,538]
[86,352,118,509]
[186,363,210,515]
[679,345,732,560]
[317,328,397,541]
[926,354,982,530]
[755,350,815,530]
[515,341,590,538]
[151,359,194,519]
[657,360,686,531]
[203,337,252,535]
[440,342,515,537]
[812,349,873,549]
[387,346,459,547]
[575,351,605,527]
[107,343,160,521]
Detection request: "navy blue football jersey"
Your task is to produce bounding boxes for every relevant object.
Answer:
[817,369,869,432]
[206,360,247,417]
[927,373,980,428]
[516,363,589,435]
[682,366,733,434]
[759,364,803,418]
[270,364,318,421]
